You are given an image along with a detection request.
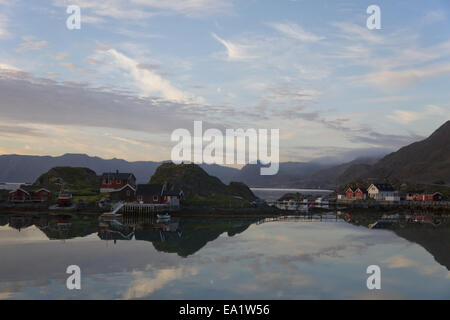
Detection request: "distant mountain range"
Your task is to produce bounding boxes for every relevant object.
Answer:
[0,153,239,185]
[1,121,449,188]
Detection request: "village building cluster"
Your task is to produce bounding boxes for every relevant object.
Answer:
[8,187,52,203]
[99,171,184,206]
[6,170,183,206]
[339,183,443,202]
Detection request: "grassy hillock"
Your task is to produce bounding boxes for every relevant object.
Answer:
[33,167,100,197]
[149,162,257,207]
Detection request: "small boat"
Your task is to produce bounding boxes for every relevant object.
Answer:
[57,184,72,207]
[157,213,171,221]
[58,191,73,206]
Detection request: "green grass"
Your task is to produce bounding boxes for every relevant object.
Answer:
[73,193,108,203]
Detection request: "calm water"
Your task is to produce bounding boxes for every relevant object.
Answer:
[0,211,449,300]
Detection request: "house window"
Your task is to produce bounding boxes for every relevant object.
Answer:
[126,190,130,196]
[153,195,158,201]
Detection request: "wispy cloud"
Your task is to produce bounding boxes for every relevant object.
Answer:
[15,35,48,53]
[0,13,11,39]
[331,22,384,44]
[52,52,69,61]
[422,10,446,25]
[212,33,258,61]
[362,63,450,89]
[96,48,201,103]
[269,22,324,42]
[51,0,232,21]
[350,131,424,149]
[387,105,446,124]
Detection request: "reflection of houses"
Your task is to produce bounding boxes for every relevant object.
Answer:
[100,170,136,193]
[134,221,182,243]
[8,215,33,231]
[406,190,443,202]
[8,187,51,203]
[32,215,49,228]
[136,184,183,206]
[367,184,399,201]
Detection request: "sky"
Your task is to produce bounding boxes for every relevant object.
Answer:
[0,0,449,164]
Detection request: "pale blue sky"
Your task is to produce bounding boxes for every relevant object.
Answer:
[0,0,449,162]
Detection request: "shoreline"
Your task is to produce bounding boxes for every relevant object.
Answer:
[1,202,448,216]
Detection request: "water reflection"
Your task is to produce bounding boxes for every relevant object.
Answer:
[1,212,449,265]
[0,211,448,299]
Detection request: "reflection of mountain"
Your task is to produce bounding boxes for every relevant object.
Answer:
[98,220,134,241]
[342,213,450,271]
[393,226,450,271]
[137,218,258,257]
[7,215,34,231]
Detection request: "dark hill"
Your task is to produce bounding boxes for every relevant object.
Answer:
[364,121,450,184]
[33,167,99,196]
[149,162,257,206]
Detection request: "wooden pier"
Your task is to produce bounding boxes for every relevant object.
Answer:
[119,203,180,214]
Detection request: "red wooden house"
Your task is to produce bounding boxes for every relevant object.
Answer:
[354,188,367,200]
[100,170,136,193]
[9,187,51,203]
[109,184,136,202]
[9,188,31,202]
[418,192,443,201]
[161,190,184,206]
[346,188,355,199]
[407,191,443,201]
[31,188,52,202]
[136,184,165,204]
[135,184,183,205]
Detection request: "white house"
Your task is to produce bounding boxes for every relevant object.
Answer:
[367,184,398,201]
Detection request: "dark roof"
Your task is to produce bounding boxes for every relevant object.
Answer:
[101,171,134,180]
[109,184,136,193]
[136,184,163,196]
[373,184,395,192]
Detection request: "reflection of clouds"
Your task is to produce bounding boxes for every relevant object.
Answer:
[0,226,50,244]
[1,217,449,299]
[383,255,417,268]
[0,278,52,299]
[123,267,198,299]
[0,292,14,299]
[235,271,313,298]
[382,254,445,276]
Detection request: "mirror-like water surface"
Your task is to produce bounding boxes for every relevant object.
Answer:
[0,212,449,300]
